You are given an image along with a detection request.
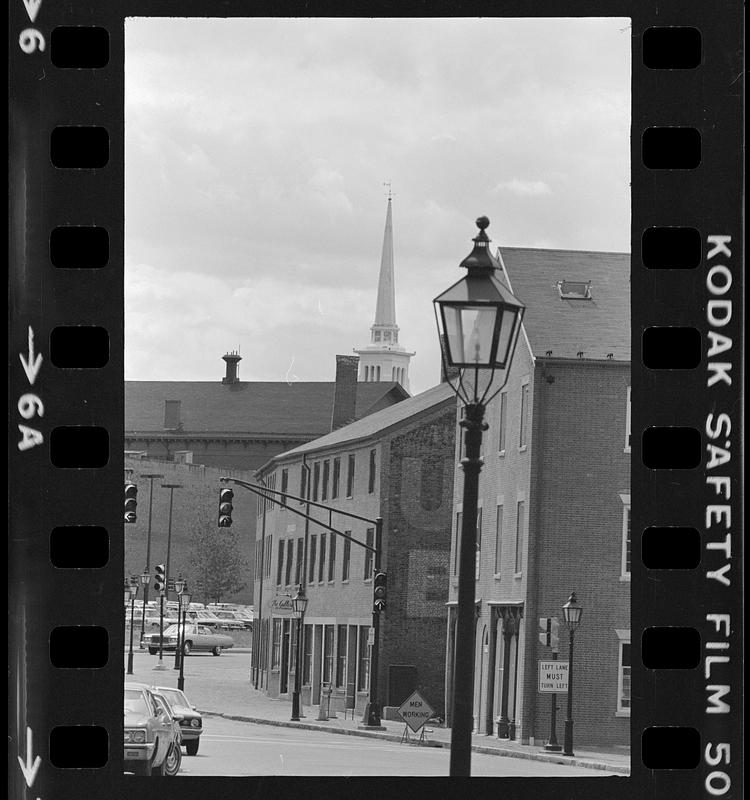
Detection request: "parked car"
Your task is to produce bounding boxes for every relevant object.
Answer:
[211,610,246,630]
[123,682,181,776]
[143,623,234,656]
[151,692,183,776]
[152,686,203,755]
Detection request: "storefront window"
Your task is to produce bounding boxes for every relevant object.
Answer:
[336,625,348,687]
[271,619,282,670]
[323,625,334,684]
[302,624,313,684]
[357,626,370,691]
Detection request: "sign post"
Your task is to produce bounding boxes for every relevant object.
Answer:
[397,690,434,744]
[538,617,563,752]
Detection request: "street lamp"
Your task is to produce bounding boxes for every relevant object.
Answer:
[178,587,192,692]
[562,592,583,757]
[290,584,309,721]
[434,216,525,777]
[126,577,139,675]
[139,473,164,647]
[173,574,186,669]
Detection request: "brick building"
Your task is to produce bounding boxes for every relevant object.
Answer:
[124,355,408,604]
[252,381,456,718]
[445,246,630,748]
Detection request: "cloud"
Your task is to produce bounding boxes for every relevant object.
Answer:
[492,179,553,197]
[124,17,631,393]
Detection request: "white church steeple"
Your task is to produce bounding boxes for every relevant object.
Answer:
[355,192,414,391]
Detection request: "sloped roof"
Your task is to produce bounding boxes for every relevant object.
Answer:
[124,380,408,436]
[264,381,456,467]
[498,247,630,361]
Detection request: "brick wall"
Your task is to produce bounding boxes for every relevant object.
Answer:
[383,406,456,714]
[523,360,630,747]
[444,349,630,747]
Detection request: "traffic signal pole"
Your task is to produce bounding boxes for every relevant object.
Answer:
[362,519,385,729]
[220,477,385,728]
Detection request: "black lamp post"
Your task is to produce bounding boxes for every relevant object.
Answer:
[562,593,583,756]
[178,588,192,692]
[434,216,525,777]
[290,584,308,721]
[126,577,139,675]
[173,575,186,669]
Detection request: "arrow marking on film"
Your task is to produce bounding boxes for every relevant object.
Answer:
[18,726,42,787]
[20,327,43,386]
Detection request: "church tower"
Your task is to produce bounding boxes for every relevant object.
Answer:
[355,194,414,392]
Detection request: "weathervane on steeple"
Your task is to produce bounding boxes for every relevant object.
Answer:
[383,181,394,200]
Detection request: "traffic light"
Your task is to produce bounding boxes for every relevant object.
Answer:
[124,482,138,523]
[373,571,387,613]
[218,487,234,527]
[153,564,166,594]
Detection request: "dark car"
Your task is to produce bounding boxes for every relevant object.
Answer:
[124,683,181,776]
[153,686,203,755]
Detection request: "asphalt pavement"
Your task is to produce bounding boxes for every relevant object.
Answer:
[180,715,620,776]
[125,648,631,776]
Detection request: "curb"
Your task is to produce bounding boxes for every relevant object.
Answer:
[199,710,630,774]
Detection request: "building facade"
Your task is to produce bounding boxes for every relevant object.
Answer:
[252,382,456,718]
[444,246,631,748]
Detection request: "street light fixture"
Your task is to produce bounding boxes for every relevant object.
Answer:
[126,577,139,675]
[562,592,583,757]
[178,587,192,692]
[290,584,308,721]
[174,574,186,669]
[434,216,525,777]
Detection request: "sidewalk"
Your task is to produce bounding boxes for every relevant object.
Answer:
[197,685,631,775]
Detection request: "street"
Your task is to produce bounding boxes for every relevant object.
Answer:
[124,649,623,777]
[179,716,605,777]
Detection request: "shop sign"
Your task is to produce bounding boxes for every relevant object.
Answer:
[271,594,294,615]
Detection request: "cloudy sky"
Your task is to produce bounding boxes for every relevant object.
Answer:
[125,17,631,394]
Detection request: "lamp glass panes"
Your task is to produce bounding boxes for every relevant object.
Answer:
[434,274,524,370]
[562,593,583,630]
[292,587,308,617]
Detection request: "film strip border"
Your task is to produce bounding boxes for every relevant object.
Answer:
[633,14,743,800]
[10,8,124,799]
[8,5,743,800]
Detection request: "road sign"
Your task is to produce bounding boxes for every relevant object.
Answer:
[538,660,569,693]
[367,626,375,646]
[397,690,434,733]
[538,616,560,650]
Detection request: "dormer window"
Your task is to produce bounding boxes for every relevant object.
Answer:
[557,280,592,300]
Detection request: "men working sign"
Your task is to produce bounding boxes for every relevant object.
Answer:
[397,690,434,736]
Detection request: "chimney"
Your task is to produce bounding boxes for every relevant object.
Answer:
[331,355,359,431]
[222,351,242,384]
